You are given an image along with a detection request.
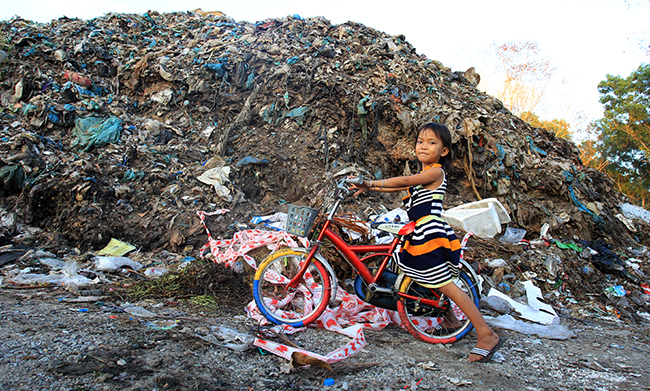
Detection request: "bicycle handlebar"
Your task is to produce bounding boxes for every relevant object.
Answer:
[332,177,363,201]
[344,176,364,185]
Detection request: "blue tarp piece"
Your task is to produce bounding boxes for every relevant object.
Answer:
[283,106,310,125]
[73,116,123,151]
[62,81,96,97]
[262,104,310,125]
[236,156,270,167]
[245,70,255,89]
[526,136,548,157]
[205,63,228,77]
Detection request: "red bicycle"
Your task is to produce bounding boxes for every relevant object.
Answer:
[252,178,481,343]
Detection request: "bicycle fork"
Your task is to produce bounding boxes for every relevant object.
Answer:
[284,245,339,304]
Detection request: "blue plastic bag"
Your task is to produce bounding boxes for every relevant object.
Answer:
[73,116,123,151]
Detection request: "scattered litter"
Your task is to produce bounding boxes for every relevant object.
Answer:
[95,238,137,257]
[146,320,179,330]
[487,281,558,325]
[92,256,142,272]
[194,326,255,351]
[486,314,575,340]
[123,305,159,317]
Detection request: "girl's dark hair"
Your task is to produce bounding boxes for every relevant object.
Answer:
[417,123,453,172]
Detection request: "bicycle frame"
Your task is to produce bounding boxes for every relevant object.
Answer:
[316,220,397,284]
[286,180,449,310]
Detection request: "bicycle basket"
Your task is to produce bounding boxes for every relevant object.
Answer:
[286,205,319,237]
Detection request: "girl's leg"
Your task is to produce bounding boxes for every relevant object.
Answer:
[437,281,500,362]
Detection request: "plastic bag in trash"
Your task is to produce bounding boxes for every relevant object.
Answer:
[251,212,287,231]
[485,314,575,340]
[123,305,158,317]
[9,260,96,287]
[194,326,254,351]
[143,266,169,278]
[499,227,527,244]
[72,116,122,151]
[92,256,142,272]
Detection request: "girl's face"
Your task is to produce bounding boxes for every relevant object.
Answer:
[416,129,449,166]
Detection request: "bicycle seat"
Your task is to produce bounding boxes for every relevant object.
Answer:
[372,221,416,236]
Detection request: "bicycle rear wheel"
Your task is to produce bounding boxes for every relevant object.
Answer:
[253,248,331,327]
[396,270,479,344]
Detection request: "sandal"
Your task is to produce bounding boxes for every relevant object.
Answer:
[470,337,503,363]
[432,325,463,336]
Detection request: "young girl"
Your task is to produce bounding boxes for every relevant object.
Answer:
[350,123,501,363]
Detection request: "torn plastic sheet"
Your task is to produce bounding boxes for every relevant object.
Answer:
[250,212,287,231]
[195,326,255,351]
[236,156,270,167]
[255,324,366,364]
[200,229,308,270]
[9,260,97,287]
[92,256,142,272]
[95,238,137,256]
[620,203,650,223]
[249,285,400,364]
[261,105,310,126]
[248,277,453,364]
[198,210,308,270]
[487,280,558,325]
[485,314,574,340]
[72,116,122,151]
[196,166,232,202]
[370,208,409,244]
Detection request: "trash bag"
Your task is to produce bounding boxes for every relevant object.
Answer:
[72,116,123,151]
[0,164,25,193]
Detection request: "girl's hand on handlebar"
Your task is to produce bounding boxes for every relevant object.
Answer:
[346,176,369,197]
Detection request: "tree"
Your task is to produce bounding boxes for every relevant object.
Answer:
[590,63,650,206]
[491,41,555,118]
[522,111,572,140]
[487,41,572,141]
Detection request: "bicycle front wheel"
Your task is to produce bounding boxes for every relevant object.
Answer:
[396,270,479,344]
[253,248,331,327]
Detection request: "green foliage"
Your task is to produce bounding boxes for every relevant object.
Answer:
[522,111,572,140]
[591,63,650,206]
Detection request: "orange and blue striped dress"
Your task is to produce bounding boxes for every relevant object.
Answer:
[396,164,461,288]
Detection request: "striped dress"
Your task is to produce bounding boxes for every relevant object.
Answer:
[396,164,461,288]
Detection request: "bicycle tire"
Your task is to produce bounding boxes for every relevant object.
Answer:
[253,248,331,327]
[396,270,479,344]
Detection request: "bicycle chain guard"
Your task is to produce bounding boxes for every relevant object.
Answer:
[353,272,451,317]
[353,272,400,311]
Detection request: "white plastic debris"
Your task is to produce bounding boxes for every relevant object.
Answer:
[485,314,575,340]
[92,256,142,272]
[487,280,558,325]
[197,166,232,202]
[620,203,650,224]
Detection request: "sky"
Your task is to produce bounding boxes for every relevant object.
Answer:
[2,0,649,137]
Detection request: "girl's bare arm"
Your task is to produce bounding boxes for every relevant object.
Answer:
[350,168,442,195]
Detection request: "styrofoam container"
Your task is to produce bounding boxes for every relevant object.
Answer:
[442,198,511,238]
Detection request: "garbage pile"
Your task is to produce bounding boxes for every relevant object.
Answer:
[0,10,649,323]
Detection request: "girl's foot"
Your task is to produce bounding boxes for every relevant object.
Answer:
[439,314,462,329]
[468,331,501,362]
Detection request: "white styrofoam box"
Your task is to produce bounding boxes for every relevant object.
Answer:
[442,198,511,238]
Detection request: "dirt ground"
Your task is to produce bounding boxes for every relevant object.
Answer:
[1,270,649,391]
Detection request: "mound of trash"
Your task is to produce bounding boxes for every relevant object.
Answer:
[0,10,649,323]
